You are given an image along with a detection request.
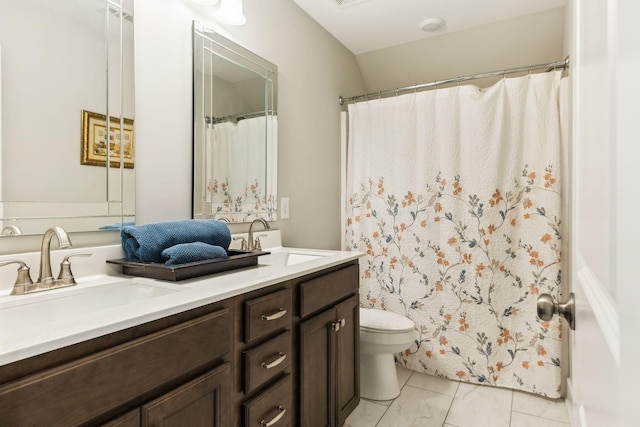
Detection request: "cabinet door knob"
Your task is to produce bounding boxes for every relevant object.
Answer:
[339,318,346,328]
[261,352,287,369]
[261,308,287,321]
[260,406,286,426]
[331,322,340,332]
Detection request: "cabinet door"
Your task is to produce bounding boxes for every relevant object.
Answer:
[335,295,360,426]
[141,363,231,427]
[299,307,336,427]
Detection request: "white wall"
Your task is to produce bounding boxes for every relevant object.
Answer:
[134,0,366,249]
[356,7,566,93]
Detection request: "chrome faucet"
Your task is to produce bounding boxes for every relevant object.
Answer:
[38,226,72,284]
[247,218,270,251]
[0,226,91,295]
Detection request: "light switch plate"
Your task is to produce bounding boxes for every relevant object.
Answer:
[280,197,289,219]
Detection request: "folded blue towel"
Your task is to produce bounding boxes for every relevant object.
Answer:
[121,219,231,263]
[99,221,135,230]
[161,242,227,265]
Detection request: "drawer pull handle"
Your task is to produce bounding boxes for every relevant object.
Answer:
[261,352,287,369]
[262,308,287,321]
[261,406,286,427]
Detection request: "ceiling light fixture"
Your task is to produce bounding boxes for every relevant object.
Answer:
[419,17,445,32]
[217,0,247,26]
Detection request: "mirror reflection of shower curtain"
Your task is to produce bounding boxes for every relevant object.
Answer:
[206,116,268,205]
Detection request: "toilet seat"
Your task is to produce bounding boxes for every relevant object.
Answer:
[360,308,414,333]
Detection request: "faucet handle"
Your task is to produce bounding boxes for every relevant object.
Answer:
[57,252,92,285]
[233,236,248,251]
[0,260,34,295]
[254,234,268,251]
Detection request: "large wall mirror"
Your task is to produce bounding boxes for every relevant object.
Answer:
[0,0,135,236]
[192,22,277,223]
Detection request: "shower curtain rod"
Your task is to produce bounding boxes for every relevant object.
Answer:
[205,109,276,124]
[338,56,569,105]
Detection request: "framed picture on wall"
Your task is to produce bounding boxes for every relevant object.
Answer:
[81,109,134,168]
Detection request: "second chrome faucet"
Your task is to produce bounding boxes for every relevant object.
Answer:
[247,218,270,251]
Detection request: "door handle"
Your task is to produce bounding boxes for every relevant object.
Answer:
[536,293,575,330]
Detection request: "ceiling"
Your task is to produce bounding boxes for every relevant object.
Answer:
[293,0,567,55]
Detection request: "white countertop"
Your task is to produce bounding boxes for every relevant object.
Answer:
[0,239,363,366]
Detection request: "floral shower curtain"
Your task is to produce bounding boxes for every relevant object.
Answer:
[345,71,564,397]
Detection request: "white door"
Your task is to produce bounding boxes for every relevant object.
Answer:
[569,1,640,426]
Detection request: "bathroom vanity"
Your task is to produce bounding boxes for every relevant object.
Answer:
[0,245,361,427]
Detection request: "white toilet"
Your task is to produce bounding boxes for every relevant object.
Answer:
[359,307,416,400]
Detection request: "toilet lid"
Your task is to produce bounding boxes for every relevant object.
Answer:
[360,308,414,333]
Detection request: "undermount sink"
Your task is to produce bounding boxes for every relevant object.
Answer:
[258,250,332,267]
[0,280,183,324]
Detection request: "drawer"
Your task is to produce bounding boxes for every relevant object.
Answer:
[243,330,292,394]
[0,308,231,427]
[101,409,140,427]
[243,374,292,427]
[299,263,359,318]
[245,288,292,343]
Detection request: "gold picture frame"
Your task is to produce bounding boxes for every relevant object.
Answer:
[81,110,134,168]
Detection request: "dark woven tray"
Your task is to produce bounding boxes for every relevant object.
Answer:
[106,250,270,281]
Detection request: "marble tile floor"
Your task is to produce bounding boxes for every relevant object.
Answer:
[345,365,570,427]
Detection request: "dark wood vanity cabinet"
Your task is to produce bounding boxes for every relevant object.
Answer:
[230,261,360,427]
[299,266,360,427]
[0,300,234,427]
[0,260,360,427]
